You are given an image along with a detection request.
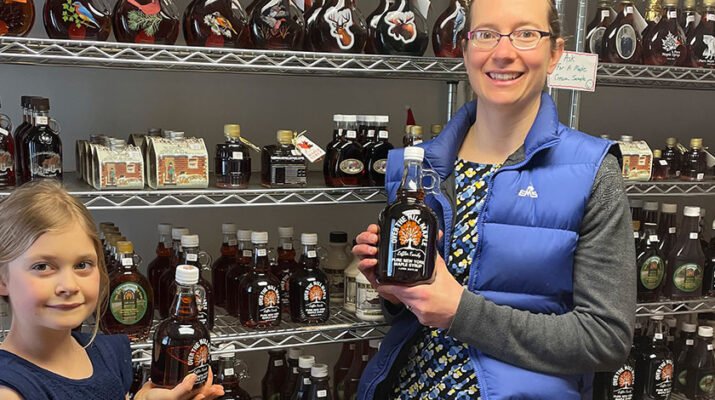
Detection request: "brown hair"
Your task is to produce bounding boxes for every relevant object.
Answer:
[464,0,563,47]
[0,180,109,345]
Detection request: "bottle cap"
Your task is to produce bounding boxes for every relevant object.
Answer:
[666,137,677,146]
[365,115,377,123]
[298,355,315,369]
[703,0,715,7]
[311,364,329,378]
[32,97,50,112]
[330,231,348,243]
[224,124,241,139]
[652,149,662,158]
[620,135,633,142]
[301,233,318,245]
[661,203,677,214]
[356,115,367,123]
[219,344,236,359]
[682,322,697,333]
[172,227,190,241]
[650,314,664,321]
[251,231,268,244]
[404,146,425,162]
[181,234,200,248]
[277,130,294,144]
[690,138,703,149]
[662,0,678,6]
[238,230,252,241]
[665,317,677,328]
[410,125,423,136]
[117,241,134,253]
[599,134,610,139]
[699,326,714,338]
[629,199,643,208]
[99,222,115,230]
[278,226,294,238]
[701,208,707,217]
[684,206,701,218]
[684,0,697,7]
[333,114,345,123]
[175,265,199,285]
[369,340,380,349]
[643,202,659,211]
[431,124,443,134]
[405,125,413,134]
[344,115,358,123]
[158,223,172,235]
[378,115,389,124]
[288,348,303,360]
[222,223,237,234]
[21,96,36,108]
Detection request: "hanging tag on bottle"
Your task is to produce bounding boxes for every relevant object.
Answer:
[293,131,326,163]
[413,0,430,19]
[239,137,262,153]
[629,7,648,35]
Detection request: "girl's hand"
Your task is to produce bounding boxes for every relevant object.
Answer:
[353,224,400,305]
[134,368,224,400]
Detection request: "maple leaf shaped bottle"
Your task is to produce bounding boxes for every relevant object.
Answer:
[373,0,427,56]
[642,0,689,66]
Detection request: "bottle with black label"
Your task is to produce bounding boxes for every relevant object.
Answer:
[365,115,393,187]
[634,315,674,400]
[226,229,253,317]
[151,265,211,388]
[261,130,308,188]
[282,348,303,400]
[290,233,330,323]
[377,146,438,285]
[665,206,705,300]
[685,326,715,399]
[307,364,332,400]
[22,97,62,182]
[601,0,643,64]
[637,223,666,303]
[215,124,251,189]
[173,234,215,330]
[674,322,698,394]
[238,231,282,328]
[291,355,316,400]
[593,355,636,400]
[262,349,288,400]
[332,115,365,187]
[586,0,613,57]
[324,115,346,187]
[658,203,678,260]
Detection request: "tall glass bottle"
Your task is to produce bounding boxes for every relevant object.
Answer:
[332,115,365,187]
[261,130,308,188]
[312,0,367,53]
[282,347,303,400]
[373,0,428,56]
[662,137,681,179]
[170,234,215,330]
[674,322,697,394]
[324,115,345,187]
[687,0,715,69]
[276,226,298,313]
[307,364,332,400]
[680,138,708,182]
[159,227,190,318]
[377,146,438,285]
[403,125,423,147]
[342,341,369,400]
[324,231,349,306]
[658,203,678,261]
[212,223,238,308]
[431,0,466,58]
[151,265,211,388]
[586,0,613,57]
[13,96,36,185]
[290,233,330,323]
[642,201,660,230]
[364,0,390,53]
[634,315,674,399]
[215,124,251,188]
[262,349,288,400]
[640,0,662,44]
[238,231,282,328]
[0,101,14,189]
[226,229,253,317]
[216,346,251,400]
[183,0,250,47]
[43,0,111,40]
[291,355,316,400]
[249,0,305,50]
[642,0,689,66]
[113,0,180,44]
[22,97,62,182]
[665,206,706,300]
[365,115,393,187]
[601,0,643,64]
[332,341,355,399]
[0,0,35,36]
[684,326,715,399]
[147,223,173,311]
[637,223,666,303]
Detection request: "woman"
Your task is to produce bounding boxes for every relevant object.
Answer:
[353,0,636,398]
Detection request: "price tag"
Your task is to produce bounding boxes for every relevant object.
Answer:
[634,232,640,239]
[257,249,267,257]
[668,10,677,19]
[346,130,357,139]
[697,173,705,180]
[655,333,663,340]
[378,130,389,139]
[601,10,610,20]
[690,233,699,239]
[317,390,328,398]
[224,368,234,375]
[414,139,423,145]
[687,339,695,346]
[283,243,293,250]
[228,239,237,246]
[232,152,244,160]
[362,355,369,361]
[307,250,317,258]
[294,134,326,163]
[547,51,598,92]
[669,227,676,234]
[291,149,302,157]
[187,253,198,262]
[709,344,714,351]
[659,160,668,166]
[708,13,715,22]
[624,6,633,15]
[35,116,48,125]
[121,258,133,266]
[304,378,311,385]
[367,129,376,138]
[178,327,195,335]
[293,367,299,374]
[243,250,252,257]
[649,235,658,243]
[274,360,284,367]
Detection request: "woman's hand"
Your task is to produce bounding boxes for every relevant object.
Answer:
[353,224,400,305]
[134,368,224,400]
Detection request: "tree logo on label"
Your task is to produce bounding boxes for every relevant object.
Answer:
[308,284,325,302]
[398,220,423,247]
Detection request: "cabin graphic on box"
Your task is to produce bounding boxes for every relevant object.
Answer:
[146,135,209,189]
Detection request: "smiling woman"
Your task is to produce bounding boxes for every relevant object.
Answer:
[352,0,636,399]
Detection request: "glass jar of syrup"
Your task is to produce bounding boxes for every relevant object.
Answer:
[0,0,35,36]
[601,0,643,64]
[0,102,14,189]
[289,233,330,323]
[215,124,251,189]
[183,0,250,47]
[147,223,173,311]
[377,146,438,285]
[642,0,689,66]
[211,223,238,308]
[431,0,466,58]
[665,206,706,300]
[651,149,668,181]
[249,0,305,50]
[151,265,211,388]
[365,115,393,187]
[261,130,307,188]
[238,231,282,328]
[684,326,715,399]
[216,345,252,400]
[167,234,215,330]
[681,138,707,182]
[291,355,316,400]
[633,316,674,399]
[282,348,303,400]
[373,0,427,56]
[662,137,681,179]
[311,0,367,53]
[364,0,389,53]
[331,115,365,187]
[403,125,423,147]
[324,114,345,187]
[22,97,62,183]
[585,1,613,57]
[158,227,190,318]
[12,96,37,186]
[226,229,253,317]
[262,349,288,400]
[275,226,298,313]
[43,0,111,40]
[113,0,180,44]
[686,0,715,69]
[681,0,698,37]
[637,223,666,303]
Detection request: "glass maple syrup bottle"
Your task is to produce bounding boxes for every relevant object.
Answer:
[282,348,303,400]
[215,124,251,189]
[684,326,715,399]
[662,137,681,179]
[403,125,423,147]
[168,234,215,330]
[238,231,282,328]
[113,0,180,44]
[681,138,707,182]
[431,0,466,58]
[601,0,643,64]
[261,130,308,188]
[333,340,355,399]
[13,96,37,185]
[332,115,365,187]
[637,223,666,302]
[586,1,613,57]
[151,265,211,388]
[633,315,674,399]
[0,0,35,36]
[374,0,428,55]
[101,241,154,340]
[276,226,298,312]
[343,340,369,400]
[211,223,238,309]
[183,0,250,47]
[324,114,345,187]
[216,345,251,400]
[248,0,305,50]
[687,0,715,69]
[658,203,678,260]
[147,223,173,312]
[642,0,689,66]
[665,206,706,300]
[592,353,636,399]
[364,0,390,53]
[651,149,668,181]
[159,227,190,319]
[640,0,662,44]
[673,322,697,394]
[43,0,111,40]
[291,355,316,400]
[290,233,330,323]
[312,0,367,53]
[262,349,288,400]
[22,98,62,182]
[225,229,252,317]
[377,146,438,285]
[0,101,14,189]
[365,115,392,187]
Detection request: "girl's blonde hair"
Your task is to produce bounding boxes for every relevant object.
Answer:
[0,180,109,344]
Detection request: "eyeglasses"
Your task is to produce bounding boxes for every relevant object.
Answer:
[466,29,552,51]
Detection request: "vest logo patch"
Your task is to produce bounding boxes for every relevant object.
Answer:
[518,185,538,198]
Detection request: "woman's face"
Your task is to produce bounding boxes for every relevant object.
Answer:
[463,0,564,109]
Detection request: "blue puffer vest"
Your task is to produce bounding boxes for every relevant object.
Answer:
[358,92,614,400]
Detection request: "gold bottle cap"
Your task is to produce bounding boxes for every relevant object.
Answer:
[277,130,294,144]
[690,138,703,148]
[431,124,443,134]
[665,137,677,146]
[224,124,241,138]
[405,124,414,134]
[705,0,715,8]
[117,241,134,253]
[410,125,424,136]
[653,149,662,158]
[684,0,697,7]
[662,0,678,7]
[99,222,115,230]
[632,221,641,231]
[109,236,126,246]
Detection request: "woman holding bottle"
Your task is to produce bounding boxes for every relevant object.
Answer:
[353,0,636,398]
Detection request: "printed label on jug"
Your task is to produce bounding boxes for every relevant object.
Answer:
[302,281,328,318]
[640,256,665,290]
[384,11,417,44]
[324,7,355,50]
[387,210,430,276]
[588,26,607,55]
[188,338,210,386]
[660,32,682,61]
[30,152,62,178]
[0,151,13,177]
[611,364,635,399]
[372,159,387,175]
[280,273,291,307]
[673,263,703,292]
[195,286,209,325]
[616,24,637,60]
[698,373,715,394]
[258,285,280,322]
[339,159,364,175]
[109,282,148,325]
[650,359,673,398]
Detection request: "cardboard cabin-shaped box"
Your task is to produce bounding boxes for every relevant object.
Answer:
[91,144,144,190]
[146,135,209,189]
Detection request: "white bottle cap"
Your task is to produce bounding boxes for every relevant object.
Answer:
[665,317,677,328]
[378,115,389,124]
[620,135,634,142]
[333,114,345,122]
[643,202,659,211]
[237,230,252,241]
[278,227,294,238]
[158,223,173,235]
[651,314,664,321]
[661,203,677,214]
[699,326,714,338]
[365,115,377,123]
[311,364,329,378]
[252,231,268,244]
[701,208,707,217]
[356,115,367,123]
[684,206,701,218]
[344,115,358,123]
[301,233,318,245]
[288,348,303,360]
[682,322,697,333]
[181,234,200,248]
[172,227,190,241]
[404,146,425,162]
[369,340,380,349]
[219,344,236,359]
[222,223,237,234]
[298,355,316,369]
[175,265,199,285]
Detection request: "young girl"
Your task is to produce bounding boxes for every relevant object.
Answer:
[0,180,224,400]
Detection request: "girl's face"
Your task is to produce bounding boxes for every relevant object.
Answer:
[463,0,564,109]
[0,221,100,332]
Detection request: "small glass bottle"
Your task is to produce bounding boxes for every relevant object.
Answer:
[601,0,643,64]
[226,229,253,317]
[291,355,316,400]
[151,265,211,388]
[249,0,305,50]
[430,0,466,58]
[212,223,238,308]
[22,97,62,182]
[365,115,393,187]
[147,223,173,312]
[290,233,330,323]
[183,0,250,47]
[216,345,251,400]
[684,326,715,399]
[377,147,439,285]
[364,0,390,53]
[332,115,365,187]
[633,315,674,399]
[215,124,251,189]
[282,348,303,400]
[159,227,190,319]
[673,322,697,394]
[307,364,332,400]
[430,124,442,140]
[343,240,359,313]
[13,96,37,186]
[373,0,428,55]
[333,341,355,399]
[238,231,282,328]
[681,138,708,182]
[658,203,678,261]
[686,0,715,69]
[637,223,666,303]
[662,137,681,179]
[0,101,15,189]
[651,149,668,181]
[642,0,689,66]
[342,341,369,399]
[113,0,180,44]
[168,234,215,330]
[665,206,706,300]
[275,226,298,313]
[262,349,288,400]
[403,125,423,147]
[43,0,111,40]
[324,115,345,187]
[640,0,661,44]
[585,0,613,57]
[312,0,367,53]
[0,0,35,36]
[261,130,308,188]
[324,231,349,306]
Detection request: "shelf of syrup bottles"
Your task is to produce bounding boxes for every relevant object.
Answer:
[598,63,715,90]
[624,181,715,197]
[636,297,715,318]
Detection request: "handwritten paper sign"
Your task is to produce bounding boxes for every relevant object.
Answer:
[547,51,598,92]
